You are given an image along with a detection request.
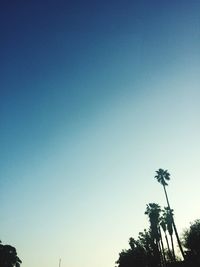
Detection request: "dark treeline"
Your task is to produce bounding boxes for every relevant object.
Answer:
[116,169,200,267]
[1,169,199,267]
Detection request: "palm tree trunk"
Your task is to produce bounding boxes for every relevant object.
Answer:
[164,232,173,261]
[163,185,185,260]
[158,241,164,267]
[170,234,176,262]
[158,227,166,267]
[153,241,161,267]
[172,218,185,259]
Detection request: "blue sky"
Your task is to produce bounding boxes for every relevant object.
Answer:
[1,1,200,266]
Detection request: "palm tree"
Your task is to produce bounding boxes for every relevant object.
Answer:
[162,207,176,261]
[145,203,163,266]
[160,216,172,261]
[155,168,185,260]
[145,203,161,242]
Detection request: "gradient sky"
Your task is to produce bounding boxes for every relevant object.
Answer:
[1,1,200,267]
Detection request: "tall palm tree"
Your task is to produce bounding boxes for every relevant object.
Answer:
[155,169,185,260]
[145,203,161,243]
[160,217,172,261]
[162,207,176,261]
[145,203,163,266]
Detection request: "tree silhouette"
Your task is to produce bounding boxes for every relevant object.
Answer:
[160,215,173,262]
[116,169,200,267]
[183,219,200,266]
[0,241,22,267]
[155,169,185,260]
[162,207,176,261]
[145,203,163,266]
[145,203,161,243]
[116,229,161,267]
[116,207,200,267]
[137,229,160,266]
[116,238,147,267]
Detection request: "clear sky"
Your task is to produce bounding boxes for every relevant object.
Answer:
[0,1,200,266]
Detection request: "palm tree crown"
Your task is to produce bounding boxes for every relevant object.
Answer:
[162,207,174,236]
[155,169,170,186]
[145,203,161,242]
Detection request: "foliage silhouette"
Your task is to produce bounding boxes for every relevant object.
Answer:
[116,169,200,267]
[0,241,22,267]
[160,212,173,262]
[183,219,200,266]
[155,169,185,260]
[116,229,161,267]
[162,207,176,261]
[145,203,161,243]
[145,203,163,266]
